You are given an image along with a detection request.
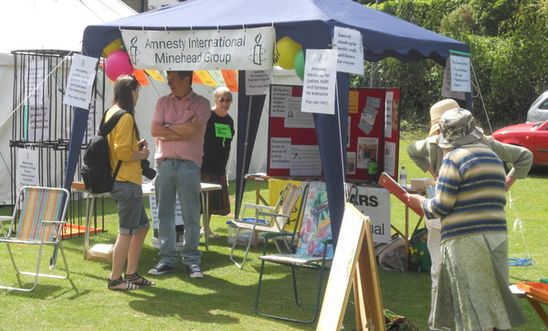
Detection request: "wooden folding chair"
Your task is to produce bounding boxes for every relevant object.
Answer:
[0,186,70,292]
[254,181,334,324]
[229,182,303,269]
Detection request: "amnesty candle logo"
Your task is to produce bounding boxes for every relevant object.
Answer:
[121,27,275,71]
[129,36,139,65]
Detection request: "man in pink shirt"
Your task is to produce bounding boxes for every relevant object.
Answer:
[149,71,210,278]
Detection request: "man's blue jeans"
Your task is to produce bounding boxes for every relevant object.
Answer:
[155,159,201,266]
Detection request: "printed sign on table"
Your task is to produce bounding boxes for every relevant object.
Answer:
[149,195,184,228]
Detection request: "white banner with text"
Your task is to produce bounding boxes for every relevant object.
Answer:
[121,27,275,70]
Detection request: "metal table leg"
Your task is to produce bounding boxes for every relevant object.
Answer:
[83,194,95,258]
[201,191,210,251]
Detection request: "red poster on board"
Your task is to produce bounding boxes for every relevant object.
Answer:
[346,88,384,181]
[267,85,318,178]
[267,85,400,182]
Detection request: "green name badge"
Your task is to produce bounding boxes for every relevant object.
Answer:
[214,123,232,139]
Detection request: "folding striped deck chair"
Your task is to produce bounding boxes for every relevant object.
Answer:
[0,186,70,292]
[255,181,334,324]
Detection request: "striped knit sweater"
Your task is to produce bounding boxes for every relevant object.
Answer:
[421,143,507,242]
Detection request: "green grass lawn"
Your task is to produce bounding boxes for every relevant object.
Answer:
[0,134,546,330]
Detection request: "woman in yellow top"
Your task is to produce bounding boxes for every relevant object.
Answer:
[106,75,153,290]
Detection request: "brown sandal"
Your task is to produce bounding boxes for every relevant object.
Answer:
[125,272,154,286]
[108,278,139,291]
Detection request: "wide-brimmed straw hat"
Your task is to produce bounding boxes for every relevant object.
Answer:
[437,108,483,148]
[428,99,460,136]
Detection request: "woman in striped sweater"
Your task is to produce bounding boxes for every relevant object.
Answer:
[407,108,526,331]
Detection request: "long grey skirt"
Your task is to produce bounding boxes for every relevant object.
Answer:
[432,233,526,330]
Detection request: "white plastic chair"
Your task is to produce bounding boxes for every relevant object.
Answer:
[229,183,303,269]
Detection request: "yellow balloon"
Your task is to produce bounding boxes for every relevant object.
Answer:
[101,39,123,58]
[274,37,302,69]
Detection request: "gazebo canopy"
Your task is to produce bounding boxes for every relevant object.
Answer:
[68,0,469,245]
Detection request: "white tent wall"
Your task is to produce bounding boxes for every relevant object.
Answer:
[0,0,136,204]
[0,0,136,54]
[0,54,15,204]
[0,1,281,203]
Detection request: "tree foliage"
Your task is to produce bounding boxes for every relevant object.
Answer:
[355,0,547,129]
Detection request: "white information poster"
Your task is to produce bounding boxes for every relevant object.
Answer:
[270,137,292,169]
[86,109,99,139]
[270,85,293,118]
[346,152,356,175]
[301,49,338,115]
[284,97,314,128]
[288,145,321,177]
[449,53,471,92]
[121,27,275,70]
[245,70,271,95]
[333,26,364,75]
[384,91,393,138]
[358,96,380,135]
[16,148,39,192]
[441,61,465,99]
[356,137,378,169]
[383,141,397,177]
[26,59,45,104]
[25,60,50,141]
[349,186,391,243]
[63,54,99,109]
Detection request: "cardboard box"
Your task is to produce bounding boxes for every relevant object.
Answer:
[86,243,113,264]
[411,178,434,192]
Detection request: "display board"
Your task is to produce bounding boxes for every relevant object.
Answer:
[317,203,385,331]
[353,209,386,331]
[317,203,366,331]
[267,84,400,181]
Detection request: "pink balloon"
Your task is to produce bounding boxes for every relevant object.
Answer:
[104,50,134,81]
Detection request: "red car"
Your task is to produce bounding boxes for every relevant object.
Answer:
[492,121,548,166]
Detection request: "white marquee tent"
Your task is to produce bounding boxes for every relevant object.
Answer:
[0,0,138,204]
[0,0,269,204]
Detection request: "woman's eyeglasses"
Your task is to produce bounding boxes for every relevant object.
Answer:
[218,97,232,103]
